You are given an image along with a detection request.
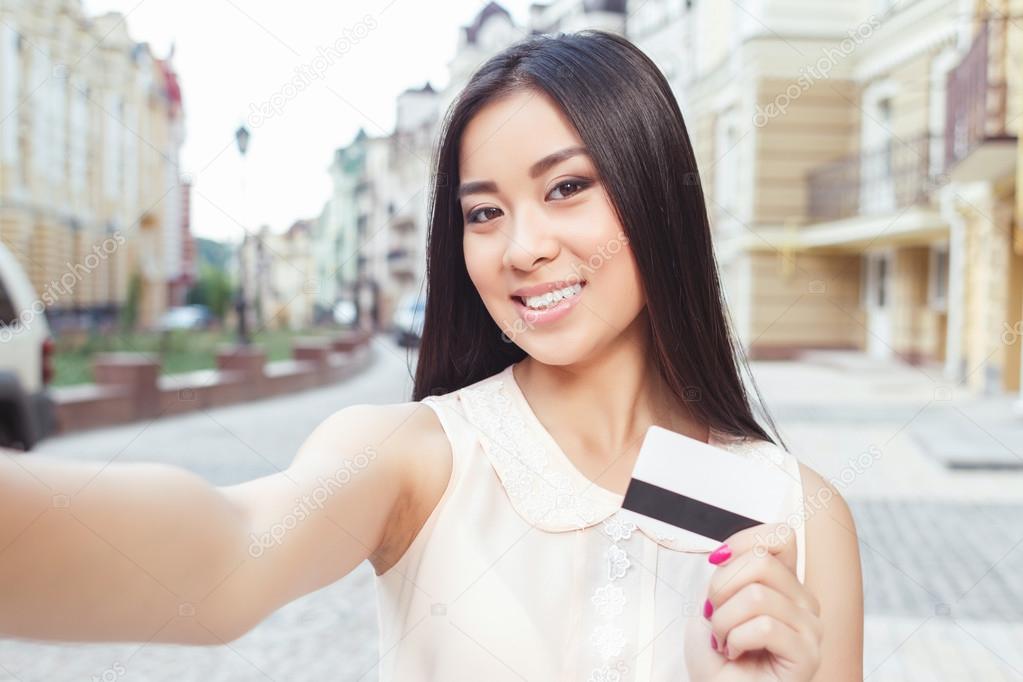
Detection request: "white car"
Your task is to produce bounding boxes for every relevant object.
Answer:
[0,242,57,450]
[157,304,213,331]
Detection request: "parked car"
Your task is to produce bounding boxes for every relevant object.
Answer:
[0,242,57,450]
[392,293,426,348]
[332,299,357,327]
[156,304,213,331]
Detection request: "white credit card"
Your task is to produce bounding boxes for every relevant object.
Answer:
[617,425,791,551]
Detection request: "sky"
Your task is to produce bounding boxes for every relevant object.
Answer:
[80,0,536,243]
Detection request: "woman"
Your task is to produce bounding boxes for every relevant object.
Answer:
[0,30,863,681]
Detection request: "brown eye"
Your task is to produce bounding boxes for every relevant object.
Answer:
[548,179,591,200]
[467,206,502,224]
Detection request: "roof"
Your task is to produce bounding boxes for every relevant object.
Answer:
[402,82,436,95]
[156,58,183,109]
[583,0,627,12]
[463,1,512,45]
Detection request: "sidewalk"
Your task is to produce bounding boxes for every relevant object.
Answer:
[751,351,1023,680]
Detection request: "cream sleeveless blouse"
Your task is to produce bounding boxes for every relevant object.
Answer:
[374,362,806,681]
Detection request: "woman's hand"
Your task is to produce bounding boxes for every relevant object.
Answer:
[684,522,822,681]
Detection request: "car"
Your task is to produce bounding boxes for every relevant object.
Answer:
[332,299,357,327]
[392,292,425,348]
[0,242,57,450]
[156,304,213,331]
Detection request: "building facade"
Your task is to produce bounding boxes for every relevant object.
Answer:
[0,0,189,332]
[239,220,315,332]
[632,0,1021,398]
[314,128,392,331]
[313,1,629,334]
[315,80,441,332]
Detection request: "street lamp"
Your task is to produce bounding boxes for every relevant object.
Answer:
[234,123,251,345]
[235,123,250,156]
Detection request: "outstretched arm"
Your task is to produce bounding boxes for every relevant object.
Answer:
[0,401,427,646]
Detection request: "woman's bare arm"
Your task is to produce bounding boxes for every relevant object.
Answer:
[801,463,865,681]
[0,401,435,646]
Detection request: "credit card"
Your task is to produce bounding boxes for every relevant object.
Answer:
[618,425,791,551]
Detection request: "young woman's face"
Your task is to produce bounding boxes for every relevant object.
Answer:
[458,89,646,365]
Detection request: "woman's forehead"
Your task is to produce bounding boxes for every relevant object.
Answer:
[459,90,583,177]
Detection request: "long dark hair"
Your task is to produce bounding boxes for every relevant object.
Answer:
[412,29,784,447]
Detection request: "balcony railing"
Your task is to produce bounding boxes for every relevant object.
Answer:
[945,17,1014,172]
[807,134,945,223]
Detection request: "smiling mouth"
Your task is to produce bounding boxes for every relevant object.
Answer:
[512,281,587,310]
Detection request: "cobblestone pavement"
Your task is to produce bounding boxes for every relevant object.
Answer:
[755,353,1023,681]
[1,345,1021,680]
[0,336,417,682]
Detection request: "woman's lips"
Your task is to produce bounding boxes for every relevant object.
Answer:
[510,282,586,327]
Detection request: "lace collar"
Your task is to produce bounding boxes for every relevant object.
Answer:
[456,362,789,551]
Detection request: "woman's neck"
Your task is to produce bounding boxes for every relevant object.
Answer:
[512,326,709,489]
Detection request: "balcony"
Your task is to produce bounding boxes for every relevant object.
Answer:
[807,134,945,223]
[387,247,417,279]
[945,17,1017,181]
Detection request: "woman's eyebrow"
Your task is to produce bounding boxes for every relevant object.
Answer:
[457,145,589,199]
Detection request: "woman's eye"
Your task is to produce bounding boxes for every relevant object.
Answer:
[467,206,501,224]
[466,179,591,224]
[548,179,590,200]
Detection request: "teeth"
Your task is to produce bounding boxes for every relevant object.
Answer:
[522,283,583,310]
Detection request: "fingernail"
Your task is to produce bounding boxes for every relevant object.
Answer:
[708,543,731,565]
[703,598,713,618]
[710,633,717,651]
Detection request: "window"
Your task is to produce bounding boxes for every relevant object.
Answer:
[713,106,741,215]
[861,252,891,309]
[860,82,897,214]
[876,255,887,308]
[0,24,19,165]
[929,243,949,311]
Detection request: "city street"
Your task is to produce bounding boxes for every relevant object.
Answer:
[1,338,1022,680]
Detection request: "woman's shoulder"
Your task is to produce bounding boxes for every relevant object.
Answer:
[730,437,850,523]
[325,399,453,484]
[322,400,455,576]
[313,400,449,458]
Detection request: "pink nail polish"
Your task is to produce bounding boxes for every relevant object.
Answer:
[710,633,717,650]
[703,598,713,618]
[708,543,731,565]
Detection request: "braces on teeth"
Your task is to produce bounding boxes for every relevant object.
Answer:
[522,283,583,310]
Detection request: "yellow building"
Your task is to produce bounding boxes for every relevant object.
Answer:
[660,0,1021,396]
[239,221,317,332]
[0,0,187,331]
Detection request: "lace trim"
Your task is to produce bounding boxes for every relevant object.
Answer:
[586,513,638,681]
[459,369,795,548]
[460,378,611,530]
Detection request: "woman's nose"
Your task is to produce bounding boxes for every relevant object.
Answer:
[501,211,560,272]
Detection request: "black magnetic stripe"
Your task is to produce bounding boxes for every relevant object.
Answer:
[621,478,764,542]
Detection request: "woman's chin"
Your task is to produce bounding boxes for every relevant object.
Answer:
[514,333,595,367]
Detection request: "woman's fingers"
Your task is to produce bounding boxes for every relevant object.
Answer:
[706,545,819,619]
[712,522,798,578]
[699,522,823,670]
[720,612,819,669]
[708,581,821,661]
[704,523,820,619]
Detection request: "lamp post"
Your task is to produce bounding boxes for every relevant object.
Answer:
[235,123,251,346]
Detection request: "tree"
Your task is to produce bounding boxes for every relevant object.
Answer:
[186,263,234,320]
